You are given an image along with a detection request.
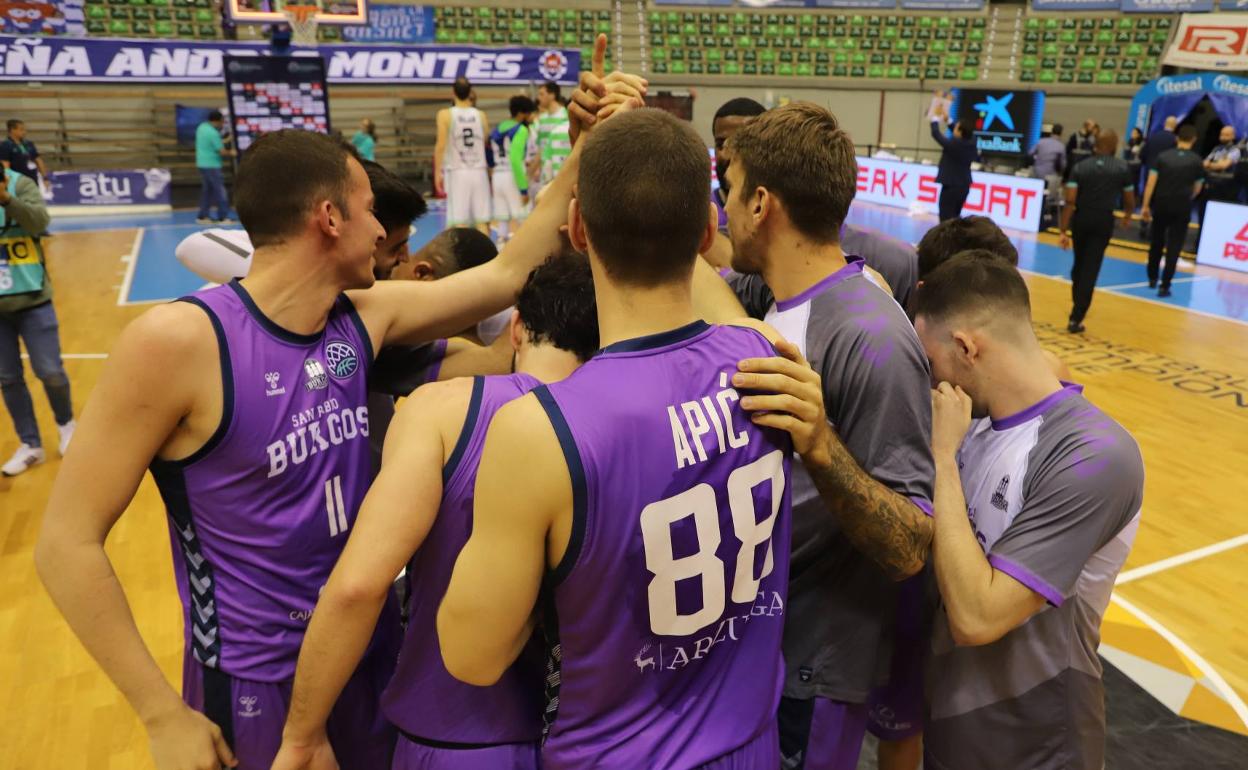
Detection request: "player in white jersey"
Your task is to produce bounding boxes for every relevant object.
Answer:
[435,77,491,235]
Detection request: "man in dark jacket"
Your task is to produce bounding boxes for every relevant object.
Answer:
[930,113,979,222]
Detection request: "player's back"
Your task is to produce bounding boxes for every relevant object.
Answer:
[490,121,521,173]
[382,373,545,747]
[535,321,793,770]
[446,106,486,171]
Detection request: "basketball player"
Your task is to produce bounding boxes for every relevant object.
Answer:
[32,74,634,769]
[270,254,597,770]
[435,77,491,235]
[490,95,536,243]
[532,81,571,202]
[438,107,793,769]
[916,251,1143,770]
[721,103,935,770]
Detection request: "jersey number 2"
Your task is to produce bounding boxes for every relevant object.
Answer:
[461,127,475,148]
[639,450,785,636]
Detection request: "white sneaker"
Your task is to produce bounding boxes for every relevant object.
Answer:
[2,444,46,476]
[58,419,76,457]
[195,217,214,225]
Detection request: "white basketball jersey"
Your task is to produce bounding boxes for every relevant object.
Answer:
[445,107,486,171]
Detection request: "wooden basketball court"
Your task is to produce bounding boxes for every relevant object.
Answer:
[2,202,1246,767]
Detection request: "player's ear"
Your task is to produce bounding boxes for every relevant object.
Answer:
[508,309,524,354]
[753,185,770,226]
[952,329,978,363]
[699,201,718,255]
[568,198,589,254]
[411,261,437,281]
[317,199,339,238]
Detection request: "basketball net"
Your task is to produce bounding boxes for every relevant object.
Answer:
[282,4,321,47]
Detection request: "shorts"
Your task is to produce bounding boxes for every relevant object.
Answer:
[446,168,491,226]
[491,172,529,223]
[779,696,869,770]
[393,735,540,769]
[699,720,781,769]
[867,574,929,741]
[181,635,398,770]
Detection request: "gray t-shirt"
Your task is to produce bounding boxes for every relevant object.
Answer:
[840,223,919,310]
[925,385,1143,770]
[730,258,935,703]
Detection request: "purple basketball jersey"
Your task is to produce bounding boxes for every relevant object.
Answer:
[535,321,793,769]
[151,280,391,682]
[382,373,545,746]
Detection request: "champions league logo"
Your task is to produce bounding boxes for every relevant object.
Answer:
[324,340,359,379]
[538,50,568,82]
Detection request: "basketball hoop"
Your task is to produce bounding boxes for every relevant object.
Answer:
[281,4,321,47]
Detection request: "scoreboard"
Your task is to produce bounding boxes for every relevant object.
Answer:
[223,56,331,153]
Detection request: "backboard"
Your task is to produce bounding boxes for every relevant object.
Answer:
[225,0,368,26]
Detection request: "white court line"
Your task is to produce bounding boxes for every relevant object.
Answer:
[116,228,145,307]
[1099,276,1211,291]
[1110,593,1248,731]
[1116,533,1248,585]
[1019,268,1248,330]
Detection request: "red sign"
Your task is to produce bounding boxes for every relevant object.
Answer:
[1178,25,1248,56]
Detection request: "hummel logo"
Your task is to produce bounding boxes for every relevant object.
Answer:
[264,371,286,397]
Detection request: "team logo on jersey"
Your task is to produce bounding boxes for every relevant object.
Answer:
[990,475,1010,512]
[303,359,328,391]
[237,696,261,718]
[264,371,286,397]
[538,50,569,81]
[324,340,359,380]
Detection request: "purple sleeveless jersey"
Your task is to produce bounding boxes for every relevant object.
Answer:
[151,280,394,682]
[535,321,793,770]
[382,373,546,746]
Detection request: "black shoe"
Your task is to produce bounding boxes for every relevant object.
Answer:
[1067,321,1086,334]
[1148,280,1157,289]
[1158,286,1172,298]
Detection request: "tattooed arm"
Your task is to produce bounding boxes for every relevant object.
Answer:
[736,339,933,580]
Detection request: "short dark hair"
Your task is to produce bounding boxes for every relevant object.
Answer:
[445,227,498,271]
[509,95,536,117]
[208,110,223,123]
[6,119,22,131]
[235,130,360,249]
[516,253,599,361]
[916,216,1018,279]
[728,101,856,243]
[912,249,1031,325]
[1051,123,1064,137]
[956,117,976,138]
[1178,124,1199,143]
[578,108,710,286]
[452,77,472,101]
[362,160,426,233]
[713,98,766,129]
[540,81,561,100]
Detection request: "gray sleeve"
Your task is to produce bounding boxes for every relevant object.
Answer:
[812,292,935,510]
[725,271,775,320]
[988,413,1144,606]
[5,175,50,235]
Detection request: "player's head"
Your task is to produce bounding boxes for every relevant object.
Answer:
[512,252,599,364]
[916,216,1018,281]
[1164,115,1178,132]
[6,119,24,139]
[1221,125,1236,144]
[954,117,975,139]
[207,110,223,127]
[1094,129,1118,156]
[509,95,537,122]
[1177,124,1198,147]
[571,108,715,288]
[452,77,472,102]
[723,101,856,274]
[912,250,1035,417]
[538,81,560,110]
[361,160,427,280]
[234,129,384,289]
[400,227,497,281]
[712,97,766,190]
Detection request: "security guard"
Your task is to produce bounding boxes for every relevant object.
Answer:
[1059,129,1136,333]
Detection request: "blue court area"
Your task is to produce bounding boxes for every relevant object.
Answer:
[54,202,1248,322]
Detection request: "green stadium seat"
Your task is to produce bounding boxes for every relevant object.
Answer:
[1118,17,1133,29]
[1126,43,1143,56]
[871,53,885,64]
[896,40,910,52]
[931,40,946,53]
[1021,70,1037,82]
[919,16,933,27]
[133,20,151,33]
[945,53,959,66]
[965,55,979,66]
[1061,57,1076,69]
[924,67,940,79]
[1026,18,1039,30]
[1043,43,1059,56]
[1042,56,1057,69]
[780,50,793,63]
[1043,31,1058,42]
[1044,18,1059,30]
[1078,72,1094,83]
[652,47,667,60]
[1142,57,1158,70]
[1040,70,1057,84]
[1097,71,1114,84]
[1085,45,1101,55]
[1137,72,1152,83]
[1080,56,1096,70]
[961,68,978,80]
[670,61,686,74]
[868,64,884,77]
[1123,59,1137,70]
[1117,72,1135,85]
[1102,57,1118,70]
[1060,31,1077,43]
[1059,71,1075,83]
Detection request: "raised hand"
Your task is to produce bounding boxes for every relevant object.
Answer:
[569,34,648,144]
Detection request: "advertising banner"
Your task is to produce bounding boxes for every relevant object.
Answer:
[44,168,172,210]
[341,5,436,44]
[949,88,1046,157]
[0,36,580,84]
[1122,0,1214,13]
[855,156,1045,232]
[1031,0,1119,10]
[0,0,83,37]
[1197,201,1248,274]
[1164,13,1248,69]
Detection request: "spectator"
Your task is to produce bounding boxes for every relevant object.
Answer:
[0,120,49,193]
[1124,127,1145,163]
[0,162,74,476]
[1067,119,1098,157]
[351,118,377,161]
[1140,116,1178,171]
[195,110,234,225]
[1142,125,1204,298]
[1202,125,1240,217]
[1031,123,1066,180]
[930,107,979,222]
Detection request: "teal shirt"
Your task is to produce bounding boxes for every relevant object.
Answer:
[196,122,224,169]
[352,131,376,161]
